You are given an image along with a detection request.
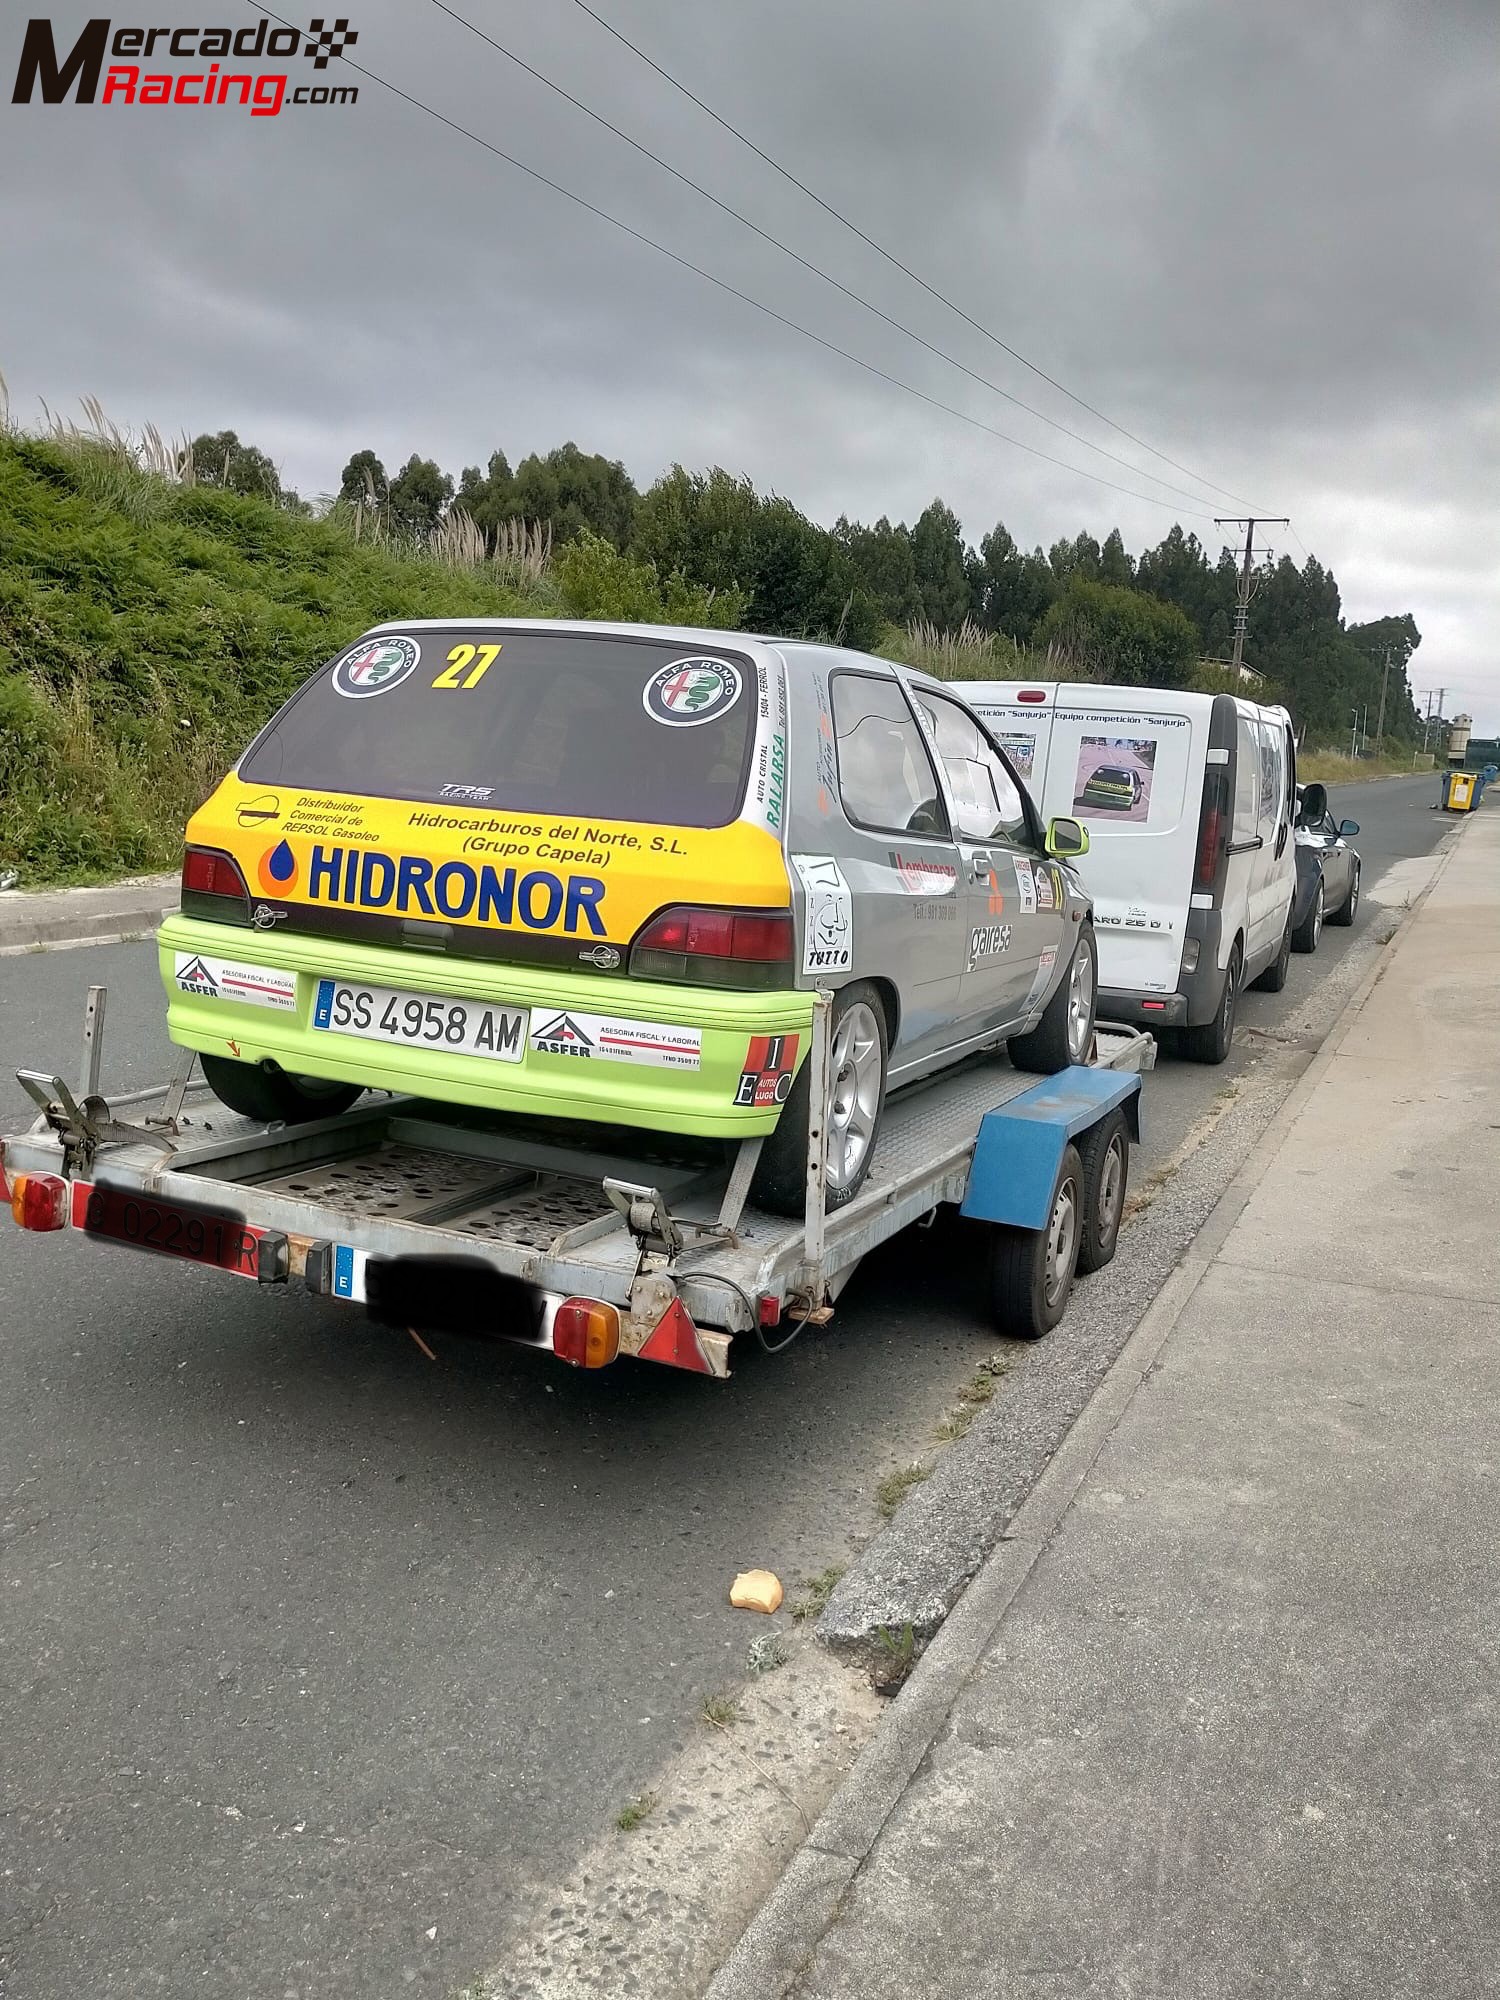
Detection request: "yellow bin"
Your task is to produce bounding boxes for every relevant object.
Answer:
[1442,770,1477,811]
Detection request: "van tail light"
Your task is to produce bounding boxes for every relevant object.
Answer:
[1016,688,1048,704]
[630,907,794,989]
[1194,773,1229,890]
[552,1297,621,1369]
[181,847,252,924]
[10,1171,70,1232]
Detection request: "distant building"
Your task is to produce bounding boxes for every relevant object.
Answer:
[1200,657,1265,689]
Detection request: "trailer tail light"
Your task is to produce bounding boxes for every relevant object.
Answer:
[181,846,253,924]
[630,907,794,989]
[9,1171,69,1232]
[1194,773,1229,889]
[553,1297,621,1369]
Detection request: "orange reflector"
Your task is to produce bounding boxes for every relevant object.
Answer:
[552,1296,621,1369]
[10,1171,70,1232]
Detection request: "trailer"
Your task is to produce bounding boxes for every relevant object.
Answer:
[3,988,1153,1379]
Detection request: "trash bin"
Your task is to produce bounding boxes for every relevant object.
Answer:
[1441,770,1477,812]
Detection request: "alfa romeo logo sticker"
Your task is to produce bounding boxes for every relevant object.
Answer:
[331,635,421,699]
[642,657,743,727]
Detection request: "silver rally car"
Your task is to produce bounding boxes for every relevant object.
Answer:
[758,639,1098,1207]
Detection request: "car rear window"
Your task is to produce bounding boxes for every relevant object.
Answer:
[239,629,757,828]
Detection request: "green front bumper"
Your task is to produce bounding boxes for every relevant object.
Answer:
[159,916,813,1139]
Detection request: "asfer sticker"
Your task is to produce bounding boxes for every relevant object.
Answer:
[1013,857,1037,916]
[331,634,421,700]
[643,657,743,727]
[793,855,853,974]
[174,952,297,1012]
[734,1033,800,1107]
[529,1008,702,1071]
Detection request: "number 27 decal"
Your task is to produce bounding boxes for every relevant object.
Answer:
[432,641,501,689]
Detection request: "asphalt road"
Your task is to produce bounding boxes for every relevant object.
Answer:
[0,774,1449,1999]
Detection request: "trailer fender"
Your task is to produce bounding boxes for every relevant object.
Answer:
[960,1068,1142,1232]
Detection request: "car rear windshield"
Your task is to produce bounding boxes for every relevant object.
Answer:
[239,629,757,828]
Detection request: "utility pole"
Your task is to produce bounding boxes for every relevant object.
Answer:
[1375,645,1393,747]
[1418,688,1447,756]
[1215,517,1289,676]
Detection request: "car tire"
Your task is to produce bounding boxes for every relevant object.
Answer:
[1251,910,1293,992]
[1076,1109,1130,1274]
[1008,925,1098,1075]
[200,1053,362,1125]
[1327,862,1360,927]
[988,1143,1084,1338]
[751,983,888,1219]
[1181,945,1241,1065]
[1291,879,1324,953]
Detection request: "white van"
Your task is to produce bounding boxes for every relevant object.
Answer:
[963,683,1299,1062]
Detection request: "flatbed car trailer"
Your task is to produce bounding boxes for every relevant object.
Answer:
[3,988,1154,1379]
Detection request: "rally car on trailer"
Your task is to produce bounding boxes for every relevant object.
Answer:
[5,623,1154,1379]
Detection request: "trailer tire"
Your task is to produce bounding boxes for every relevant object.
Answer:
[1077,1109,1129,1274]
[200,1054,361,1125]
[751,983,888,1219]
[987,1142,1084,1339]
[1008,925,1097,1075]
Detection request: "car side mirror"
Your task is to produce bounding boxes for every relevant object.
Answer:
[1339,818,1360,837]
[1300,781,1328,822]
[1045,816,1089,858]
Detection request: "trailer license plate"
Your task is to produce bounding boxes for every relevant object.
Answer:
[313,981,527,1061]
[77,1184,262,1276]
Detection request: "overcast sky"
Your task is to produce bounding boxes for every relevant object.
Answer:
[3,0,1496,724]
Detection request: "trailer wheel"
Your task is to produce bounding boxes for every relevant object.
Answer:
[201,1053,361,1125]
[1077,1109,1130,1274]
[987,1142,1084,1339]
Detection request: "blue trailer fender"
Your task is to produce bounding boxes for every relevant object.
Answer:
[960,1068,1142,1232]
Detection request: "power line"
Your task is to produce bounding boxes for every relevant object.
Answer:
[568,0,1253,510]
[428,0,1218,514]
[247,3,1218,520]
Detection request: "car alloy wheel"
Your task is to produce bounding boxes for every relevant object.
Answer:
[826,1000,883,1193]
[1066,941,1095,1063]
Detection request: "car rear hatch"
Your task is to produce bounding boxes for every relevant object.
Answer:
[184,625,793,989]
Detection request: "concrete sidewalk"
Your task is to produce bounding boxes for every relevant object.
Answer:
[0,872,176,954]
[714,807,1500,2000]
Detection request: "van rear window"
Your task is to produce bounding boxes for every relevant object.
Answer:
[239,629,756,828]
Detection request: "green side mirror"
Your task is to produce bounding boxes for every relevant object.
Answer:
[1045,816,1090,858]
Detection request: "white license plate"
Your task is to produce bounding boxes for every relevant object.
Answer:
[312,980,527,1062]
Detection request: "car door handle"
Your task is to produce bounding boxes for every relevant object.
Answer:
[969,850,995,883]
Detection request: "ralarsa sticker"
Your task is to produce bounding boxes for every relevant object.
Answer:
[642,657,743,727]
[968,923,1013,969]
[331,634,421,700]
[735,1033,800,1107]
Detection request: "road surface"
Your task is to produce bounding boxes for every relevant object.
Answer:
[0,774,1449,1999]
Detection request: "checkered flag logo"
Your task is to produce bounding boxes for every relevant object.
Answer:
[304,17,357,67]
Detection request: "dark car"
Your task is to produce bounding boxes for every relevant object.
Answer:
[1291,782,1361,951]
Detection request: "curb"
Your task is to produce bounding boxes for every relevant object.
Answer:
[0,876,178,956]
[706,822,1468,2000]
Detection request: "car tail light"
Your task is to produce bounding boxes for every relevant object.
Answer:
[10,1171,69,1232]
[630,906,794,989]
[181,847,251,923]
[553,1297,621,1369]
[1194,773,1229,889]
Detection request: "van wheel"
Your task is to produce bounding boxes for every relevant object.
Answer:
[1291,880,1324,953]
[1251,912,1293,992]
[1181,945,1241,1065]
[751,984,888,1219]
[1077,1109,1130,1274]
[200,1054,362,1125]
[1008,926,1097,1074]
[988,1144,1084,1338]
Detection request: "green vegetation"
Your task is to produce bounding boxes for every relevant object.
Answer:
[875,1462,932,1520]
[0,430,738,882]
[1297,747,1423,784]
[933,1358,1009,1443]
[614,1792,659,1833]
[700,1692,743,1728]
[790,1565,846,1623]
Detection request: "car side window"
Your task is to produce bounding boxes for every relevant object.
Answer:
[911,691,1029,845]
[830,672,950,840]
